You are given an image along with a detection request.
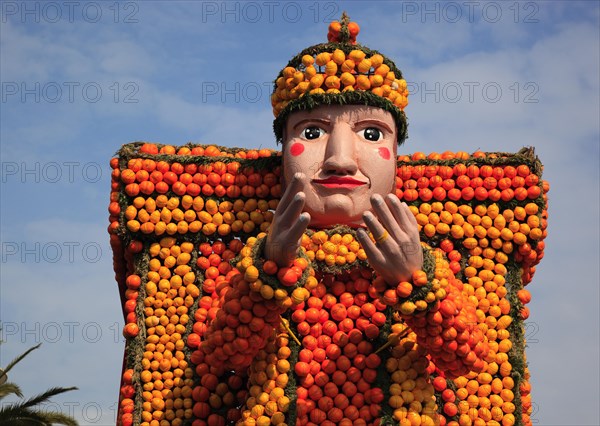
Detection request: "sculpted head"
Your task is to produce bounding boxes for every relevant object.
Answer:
[282,104,398,227]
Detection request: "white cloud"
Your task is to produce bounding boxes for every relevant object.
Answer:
[94,39,156,77]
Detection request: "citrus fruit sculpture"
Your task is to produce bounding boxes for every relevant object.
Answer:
[109,14,548,426]
[109,142,547,426]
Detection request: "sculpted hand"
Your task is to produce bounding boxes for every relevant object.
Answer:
[356,193,423,285]
[265,173,311,267]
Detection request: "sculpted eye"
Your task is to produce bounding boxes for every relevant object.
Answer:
[358,127,383,142]
[301,126,325,140]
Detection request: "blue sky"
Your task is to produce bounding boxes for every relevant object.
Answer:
[1,1,598,424]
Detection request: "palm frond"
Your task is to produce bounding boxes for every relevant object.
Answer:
[19,387,79,411]
[2,344,42,375]
[0,382,24,399]
[0,419,45,426]
[32,411,79,426]
[0,403,79,425]
[0,406,48,425]
[0,337,78,425]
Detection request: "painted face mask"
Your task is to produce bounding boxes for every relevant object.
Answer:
[282,104,398,227]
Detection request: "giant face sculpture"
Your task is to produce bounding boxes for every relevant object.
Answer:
[282,104,398,228]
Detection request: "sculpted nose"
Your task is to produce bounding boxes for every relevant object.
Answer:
[322,124,358,175]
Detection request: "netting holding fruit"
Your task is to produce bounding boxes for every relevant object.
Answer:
[109,142,548,426]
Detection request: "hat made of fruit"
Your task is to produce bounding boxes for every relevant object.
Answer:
[272,12,409,144]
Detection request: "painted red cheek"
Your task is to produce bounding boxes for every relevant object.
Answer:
[290,142,305,157]
[378,147,391,160]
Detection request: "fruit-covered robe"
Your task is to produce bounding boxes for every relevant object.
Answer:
[195,226,490,426]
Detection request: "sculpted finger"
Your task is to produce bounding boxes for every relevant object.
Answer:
[385,193,405,225]
[288,212,311,245]
[390,198,422,257]
[401,203,422,242]
[387,195,419,240]
[279,191,306,225]
[371,194,405,242]
[363,211,385,239]
[365,209,400,249]
[270,212,310,267]
[362,210,398,259]
[277,172,306,216]
[356,227,383,266]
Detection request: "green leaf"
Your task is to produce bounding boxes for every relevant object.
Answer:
[18,387,79,411]
[2,343,42,375]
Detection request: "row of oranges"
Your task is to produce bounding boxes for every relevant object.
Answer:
[396,161,543,204]
[402,270,490,381]
[187,239,304,425]
[114,159,282,201]
[122,196,276,237]
[137,143,278,159]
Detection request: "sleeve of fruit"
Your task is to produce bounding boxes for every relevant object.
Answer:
[241,233,316,309]
[378,244,443,312]
[391,245,490,379]
[199,234,313,371]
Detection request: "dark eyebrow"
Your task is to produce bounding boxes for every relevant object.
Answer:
[354,119,394,134]
[292,118,330,131]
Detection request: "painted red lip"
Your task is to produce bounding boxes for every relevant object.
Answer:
[313,177,367,189]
